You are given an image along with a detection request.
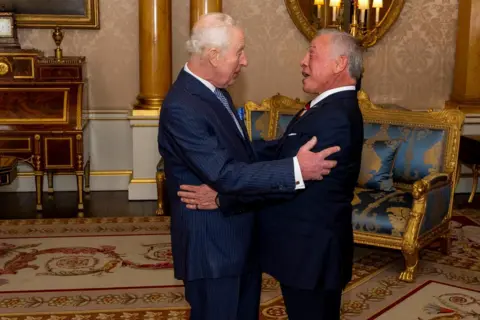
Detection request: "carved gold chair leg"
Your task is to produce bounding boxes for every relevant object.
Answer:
[76,172,84,218]
[468,164,478,203]
[399,247,419,283]
[156,170,166,216]
[84,159,91,194]
[47,171,54,195]
[440,232,452,255]
[35,171,44,212]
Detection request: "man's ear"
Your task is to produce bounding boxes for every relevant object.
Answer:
[335,55,348,74]
[207,48,220,67]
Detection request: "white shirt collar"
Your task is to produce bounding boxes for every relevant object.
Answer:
[184,63,216,92]
[310,86,356,108]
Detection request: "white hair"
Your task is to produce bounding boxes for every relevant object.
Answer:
[186,13,237,56]
[317,28,364,80]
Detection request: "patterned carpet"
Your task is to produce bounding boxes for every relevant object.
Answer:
[0,210,479,319]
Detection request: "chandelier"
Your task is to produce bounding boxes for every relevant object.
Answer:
[313,0,384,45]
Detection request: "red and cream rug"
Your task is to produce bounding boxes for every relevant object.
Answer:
[0,210,479,319]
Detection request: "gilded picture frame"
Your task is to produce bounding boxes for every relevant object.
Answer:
[7,0,100,29]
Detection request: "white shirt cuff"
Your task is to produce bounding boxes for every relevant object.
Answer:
[293,156,305,190]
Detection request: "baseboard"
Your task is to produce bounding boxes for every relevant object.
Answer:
[0,170,133,193]
[128,180,157,200]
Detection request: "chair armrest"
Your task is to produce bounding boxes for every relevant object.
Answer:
[157,158,165,172]
[412,173,450,200]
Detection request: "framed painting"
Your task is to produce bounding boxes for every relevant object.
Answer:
[1,0,99,29]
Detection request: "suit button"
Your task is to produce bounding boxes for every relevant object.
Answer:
[278,185,284,190]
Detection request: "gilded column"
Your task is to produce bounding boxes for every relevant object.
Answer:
[446,0,480,113]
[133,0,172,114]
[190,0,222,29]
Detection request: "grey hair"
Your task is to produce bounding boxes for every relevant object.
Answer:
[186,13,237,56]
[317,28,363,80]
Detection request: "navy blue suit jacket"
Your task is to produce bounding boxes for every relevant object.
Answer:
[157,70,297,281]
[258,90,364,291]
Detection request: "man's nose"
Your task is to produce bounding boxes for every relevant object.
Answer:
[241,52,248,67]
[300,53,308,67]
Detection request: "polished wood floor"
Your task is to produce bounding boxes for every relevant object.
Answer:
[0,191,158,219]
[0,191,478,220]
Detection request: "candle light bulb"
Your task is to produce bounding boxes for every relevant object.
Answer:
[357,0,369,10]
[372,0,383,23]
[314,0,324,5]
[372,0,383,8]
[329,0,341,7]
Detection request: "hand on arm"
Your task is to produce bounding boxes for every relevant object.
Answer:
[178,137,341,213]
[162,103,295,195]
[296,136,340,180]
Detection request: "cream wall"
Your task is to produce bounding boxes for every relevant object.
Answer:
[18,0,139,111]
[18,0,458,111]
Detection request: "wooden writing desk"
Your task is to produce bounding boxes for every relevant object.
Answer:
[0,49,90,216]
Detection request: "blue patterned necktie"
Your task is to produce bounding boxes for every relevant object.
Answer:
[214,88,245,139]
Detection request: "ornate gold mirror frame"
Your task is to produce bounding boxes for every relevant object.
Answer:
[285,0,405,47]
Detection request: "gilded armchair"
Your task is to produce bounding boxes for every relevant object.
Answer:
[353,91,464,282]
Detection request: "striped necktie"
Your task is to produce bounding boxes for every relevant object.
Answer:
[214,88,244,139]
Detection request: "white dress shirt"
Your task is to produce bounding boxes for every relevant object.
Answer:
[310,86,356,108]
[183,63,305,190]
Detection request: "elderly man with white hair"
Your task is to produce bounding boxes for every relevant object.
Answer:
[158,13,340,320]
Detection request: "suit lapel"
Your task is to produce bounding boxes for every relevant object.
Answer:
[284,107,307,135]
[180,70,254,155]
[221,89,250,141]
[276,90,357,154]
[276,107,306,150]
[221,89,255,157]
[293,90,357,127]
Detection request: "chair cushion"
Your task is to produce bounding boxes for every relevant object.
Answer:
[238,106,271,141]
[352,187,413,237]
[251,110,271,140]
[357,139,402,191]
[274,114,296,139]
[363,123,446,183]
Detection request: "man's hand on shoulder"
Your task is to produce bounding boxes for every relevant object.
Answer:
[296,137,340,180]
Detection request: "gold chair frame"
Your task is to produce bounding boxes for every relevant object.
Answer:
[356,91,465,282]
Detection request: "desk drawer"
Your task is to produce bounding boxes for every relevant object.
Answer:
[0,136,32,153]
[43,135,75,170]
[39,66,81,80]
